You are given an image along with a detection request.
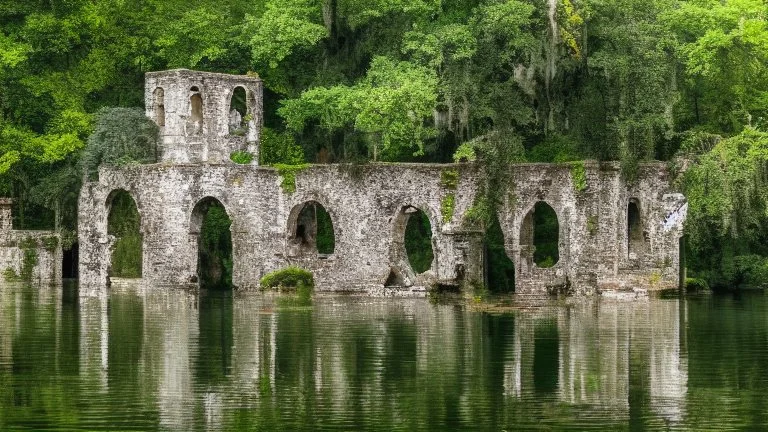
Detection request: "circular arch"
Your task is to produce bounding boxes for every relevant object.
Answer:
[390,204,437,277]
[104,188,143,231]
[286,198,337,255]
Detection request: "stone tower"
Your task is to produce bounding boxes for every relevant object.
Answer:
[144,69,263,164]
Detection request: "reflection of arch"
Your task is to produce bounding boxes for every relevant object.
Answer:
[387,205,435,286]
[520,201,559,269]
[153,87,165,127]
[627,198,644,260]
[190,197,233,288]
[286,200,335,256]
[105,189,143,278]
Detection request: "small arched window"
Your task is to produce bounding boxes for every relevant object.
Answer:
[153,87,165,127]
[627,199,644,259]
[228,86,247,134]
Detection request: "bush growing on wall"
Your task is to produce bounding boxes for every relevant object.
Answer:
[82,108,160,179]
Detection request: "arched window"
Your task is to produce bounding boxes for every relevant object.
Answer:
[520,201,559,268]
[387,205,434,286]
[228,86,247,135]
[153,87,165,127]
[627,199,644,259]
[106,189,142,278]
[189,86,203,135]
[190,197,233,289]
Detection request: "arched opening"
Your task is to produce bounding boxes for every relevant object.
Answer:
[627,199,644,259]
[153,87,165,127]
[288,201,335,256]
[520,201,559,268]
[387,206,435,287]
[485,214,515,292]
[403,207,434,274]
[106,190,142,278]
[191,197,233,289]
[189,87,203,135]
[228,86,247,135]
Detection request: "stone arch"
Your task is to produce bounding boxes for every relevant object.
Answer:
[286,200,336,257]
[105,189,143,278]
[386,205,436,286]
[188,86,203,135]
[190,196,233,288]
[627,198,645,260]
[520,201,560,269]
[153,87,165,127]
[228,86,247,134]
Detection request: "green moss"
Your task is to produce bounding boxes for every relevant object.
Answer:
[2,267,19,282]
[275,163,311,194]
[462,195,492,229]
[18,237,38,281]
[440,169,459,189]
[230,150,254,164]
[569,161,587,192]
[260,266,314,290]
[441,194,455,223]
[42,236,58,252]
[587,215,598,236]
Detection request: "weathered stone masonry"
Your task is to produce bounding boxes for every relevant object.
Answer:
[0,199,62,284]
[78,69,687,295]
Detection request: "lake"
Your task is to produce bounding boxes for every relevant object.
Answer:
[0,282,766,431]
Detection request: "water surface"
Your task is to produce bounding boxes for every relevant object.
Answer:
[1,282,766,431]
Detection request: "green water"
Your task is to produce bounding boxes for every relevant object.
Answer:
[1,282,767,431]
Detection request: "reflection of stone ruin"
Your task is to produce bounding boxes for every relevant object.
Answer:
[60,69,684,294]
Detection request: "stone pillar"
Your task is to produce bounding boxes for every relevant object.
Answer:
[0,198,12,235]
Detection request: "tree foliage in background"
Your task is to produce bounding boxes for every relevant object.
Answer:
[0,0,765,287]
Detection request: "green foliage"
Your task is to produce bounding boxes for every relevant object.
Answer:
[230,151,254,165]
[533,202,559,268]
[685,277,709,292]
[404,210,434,274]
[275,163,310,194]
[260,266,314,290]
[2,267,19,282]
[259,128,305,165]
[18,236,38,281]
[440,169,459,189]
[485,214,515,293]
[569,161,587,193]
[682,128,768,288]
[199,204,233,289]
[452,143,476,163]
[41,236,58,252]
[441,194,455,223]
[108,191,142,278]
[81,108,159,179]
[315,205,335,255]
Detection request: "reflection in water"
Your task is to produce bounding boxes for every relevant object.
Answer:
[10,282,768,430]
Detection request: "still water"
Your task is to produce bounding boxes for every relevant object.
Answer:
[0,282,766,431]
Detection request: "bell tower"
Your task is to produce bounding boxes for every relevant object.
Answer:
[144,69,263,164]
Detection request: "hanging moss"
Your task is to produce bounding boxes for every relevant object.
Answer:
[18,236,38,281]
[275,163,310,194]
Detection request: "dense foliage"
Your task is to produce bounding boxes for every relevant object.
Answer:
[260,266,315,289]
[0,0,766,288]
[107,191,142,278]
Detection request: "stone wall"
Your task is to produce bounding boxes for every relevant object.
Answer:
[0,199,62,285]
[78,161,685,295]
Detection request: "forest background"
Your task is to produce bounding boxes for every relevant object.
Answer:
[0,0,766,290]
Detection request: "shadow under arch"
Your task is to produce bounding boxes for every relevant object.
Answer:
[627,198,646,261]
[190,196,233,289]
[286,200,335,257]
[386,205,435,287]
[105,188,142,279]
[520,201,560,269]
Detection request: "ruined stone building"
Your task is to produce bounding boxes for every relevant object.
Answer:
[74,69,687,295]
[0,198,61,284]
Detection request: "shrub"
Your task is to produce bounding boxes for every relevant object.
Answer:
[230,150,254,164]
[260,266,314,290]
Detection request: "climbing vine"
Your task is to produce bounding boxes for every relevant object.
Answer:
[275,163,310,194]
